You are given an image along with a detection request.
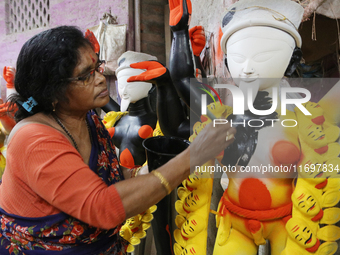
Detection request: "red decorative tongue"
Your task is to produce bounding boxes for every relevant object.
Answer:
[311,209,324,221]
[311,115,325,125]
[200,115,208,122]
[314,145,328,154]
[306,239,320,253]
[315,179,327,189]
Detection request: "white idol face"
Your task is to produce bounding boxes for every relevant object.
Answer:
[226,26,296,91]
[117,68,152,112]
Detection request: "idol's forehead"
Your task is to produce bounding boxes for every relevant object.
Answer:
[226,26,295,49]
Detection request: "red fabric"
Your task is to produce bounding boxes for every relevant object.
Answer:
[247,220,262,233]
[239,179,272,210]
[282,215,292,224]
[221,196,292,221]
[0,124,126,229]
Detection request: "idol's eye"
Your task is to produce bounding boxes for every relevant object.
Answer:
[229,53,246,63]
[253,51,276,62]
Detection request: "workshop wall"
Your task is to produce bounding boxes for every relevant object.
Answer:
[0,0,131,100]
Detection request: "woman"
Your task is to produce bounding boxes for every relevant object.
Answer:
[0,26,235,254]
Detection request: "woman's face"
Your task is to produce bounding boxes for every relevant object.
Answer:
[62,46,109,114]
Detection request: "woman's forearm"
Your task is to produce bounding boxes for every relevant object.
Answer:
[115,148,190,219]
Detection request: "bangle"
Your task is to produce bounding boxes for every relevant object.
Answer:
[151,170,172,195]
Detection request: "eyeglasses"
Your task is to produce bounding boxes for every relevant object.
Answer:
[65,59,105,86]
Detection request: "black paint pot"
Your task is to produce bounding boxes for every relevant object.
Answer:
[142,136,190,255]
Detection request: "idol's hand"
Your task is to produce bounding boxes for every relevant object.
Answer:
[3,66,16,87]
[127,61,170,84]
[169,0,192,31]
[189,26,205,56]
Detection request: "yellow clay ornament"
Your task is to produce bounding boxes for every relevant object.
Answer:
[291,185,323,221]
[102,111,128,130]
[175,214,187,229]
[174,243,205,255]
[177,171,210,201]
[285,102,340,255]
[315,242,338,255]
[174,214,206,247]
[317,225,340,242]
[175,183,211,217]
[174,102,229,255]
[320,208,340,225]
[286,217,319,251]
[119,205,157,252]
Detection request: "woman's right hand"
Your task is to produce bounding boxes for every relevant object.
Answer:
[189,122,236,169]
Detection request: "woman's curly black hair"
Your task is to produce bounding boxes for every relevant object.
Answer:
[8,26,93,122]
